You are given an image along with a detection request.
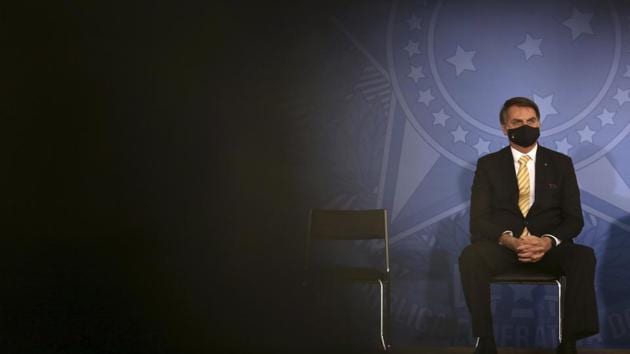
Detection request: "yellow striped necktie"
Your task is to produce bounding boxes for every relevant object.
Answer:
[517,155,531,217]
[517,155,531,237]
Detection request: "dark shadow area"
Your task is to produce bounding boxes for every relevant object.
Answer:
[2,1,351,353]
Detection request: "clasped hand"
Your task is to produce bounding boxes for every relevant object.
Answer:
[514,234,552,263]
[501,233,552,263]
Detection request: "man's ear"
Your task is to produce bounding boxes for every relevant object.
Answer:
[501,124,508,136]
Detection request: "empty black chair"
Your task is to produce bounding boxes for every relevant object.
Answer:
[304,208,391,351]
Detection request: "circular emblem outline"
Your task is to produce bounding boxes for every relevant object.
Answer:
[386,0,630,171]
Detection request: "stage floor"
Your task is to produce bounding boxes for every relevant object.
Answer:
[393,347,630,353]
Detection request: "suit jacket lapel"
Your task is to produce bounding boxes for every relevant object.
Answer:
[499,147,520,211]
[530,146,548,215]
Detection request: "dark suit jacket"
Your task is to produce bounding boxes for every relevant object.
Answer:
[470,145,584,243]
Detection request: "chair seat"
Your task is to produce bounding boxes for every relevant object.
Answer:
[491,267,561,283]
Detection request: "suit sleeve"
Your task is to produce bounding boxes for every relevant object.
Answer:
[547,157,584,241]
[469,158,506,243]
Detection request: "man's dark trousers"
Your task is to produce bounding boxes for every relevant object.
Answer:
[459,240,599,340]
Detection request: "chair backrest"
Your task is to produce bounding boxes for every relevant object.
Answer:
[305,208,390,273]
[309,209,388,240]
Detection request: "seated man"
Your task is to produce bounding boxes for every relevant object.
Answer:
[459,97,599,354]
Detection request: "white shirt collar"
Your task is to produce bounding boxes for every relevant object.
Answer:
[510,143,537,163]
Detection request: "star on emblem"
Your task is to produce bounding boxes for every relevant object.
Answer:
[451,125,468,143]
[577,125,596,143]
[473,137,491,156]
[597,108,615,126]
[555,137,573,155]
[418,89,435,106]
[404,40,421,57]
[446,45,476,76]
[407,14,422,31]
[517,34,543,60]
[433,108,450,126]
[562,8,594,40]
[533,93,558,122]
[613,88,630,106]
[408,65,425,83]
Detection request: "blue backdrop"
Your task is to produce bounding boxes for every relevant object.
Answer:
[300,0,630,348]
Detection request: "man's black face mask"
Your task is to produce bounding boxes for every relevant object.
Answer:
[507,125,540,148]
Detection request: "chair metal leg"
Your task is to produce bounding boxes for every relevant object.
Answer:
[386,279,391,351]
[377,279,390,351]
[556,279,563,343]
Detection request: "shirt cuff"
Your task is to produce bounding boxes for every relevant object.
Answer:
[542,234,561,246]
[498,230,513,245]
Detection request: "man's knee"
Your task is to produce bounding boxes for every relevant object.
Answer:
[562,243,596,269]
[575,244,596,266]
[459,243,483,267]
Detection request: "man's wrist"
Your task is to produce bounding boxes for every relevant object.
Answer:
[542,234,559,247]
[499,230,514,247]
